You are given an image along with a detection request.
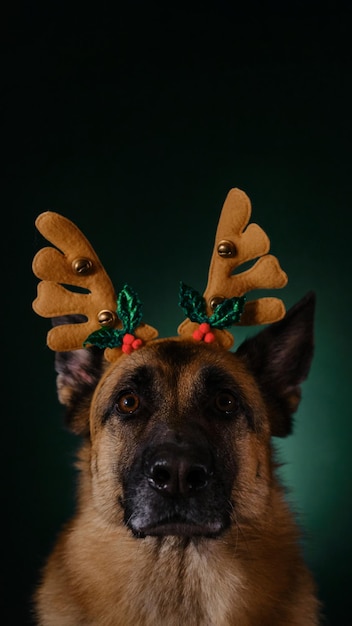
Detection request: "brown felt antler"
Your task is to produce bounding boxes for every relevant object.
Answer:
[32,211,158,361]
[178,188,288,349]
[33,190,287,360]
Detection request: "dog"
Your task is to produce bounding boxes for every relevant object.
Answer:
[33,292,321,625]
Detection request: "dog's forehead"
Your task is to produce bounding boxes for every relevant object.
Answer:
[101,338,250,396]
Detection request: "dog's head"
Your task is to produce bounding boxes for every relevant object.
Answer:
[54,291,315,539]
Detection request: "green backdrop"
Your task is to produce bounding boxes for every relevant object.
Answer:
[3,4,351,625]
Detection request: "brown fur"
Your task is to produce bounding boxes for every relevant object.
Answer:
[34,293,321,625]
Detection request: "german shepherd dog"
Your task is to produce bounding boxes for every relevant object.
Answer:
[33,293,321,625]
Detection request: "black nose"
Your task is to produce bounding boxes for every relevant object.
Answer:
[144,443,213,497]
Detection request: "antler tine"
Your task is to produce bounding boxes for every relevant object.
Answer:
[33,211,158,361]
[178,188,288,348]
[203,188,288,319]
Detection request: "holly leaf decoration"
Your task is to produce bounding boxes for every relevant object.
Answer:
[117,284,143,332]
[83,284,144,350]
[179,282,245,330]
[83,327,124,349]
[179,282,208,323]
[209,296,246,328]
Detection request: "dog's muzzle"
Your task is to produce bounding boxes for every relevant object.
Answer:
[122,426,233,539]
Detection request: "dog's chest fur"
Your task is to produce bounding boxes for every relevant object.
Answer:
[96,535,242,626]
[41,522,241,625]
[37,489,317,626]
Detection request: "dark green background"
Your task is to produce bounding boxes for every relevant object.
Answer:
[3,3,351,624]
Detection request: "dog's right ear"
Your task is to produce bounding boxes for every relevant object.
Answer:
[53,316,105,436]
[55,347,105,436]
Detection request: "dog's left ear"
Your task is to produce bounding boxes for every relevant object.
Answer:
[236,292,316,437]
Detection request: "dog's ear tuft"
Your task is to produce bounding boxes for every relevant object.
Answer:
[52,316,105,436]
[236,292,316,437]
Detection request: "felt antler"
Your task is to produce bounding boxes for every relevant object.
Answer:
[32,212,158,361]
[178,188,288,349]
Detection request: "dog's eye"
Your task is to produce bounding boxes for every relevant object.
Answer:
[116,392,140,415]
[214,391,238,415]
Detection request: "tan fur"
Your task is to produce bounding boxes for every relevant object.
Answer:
[34,337,321,625]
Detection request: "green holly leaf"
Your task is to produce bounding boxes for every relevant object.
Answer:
[209,296,245,328]
[83,327,124,349]
[83,284,144,350]
[179,282,207,323]
[117,284,143,333]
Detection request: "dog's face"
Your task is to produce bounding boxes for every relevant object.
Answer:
[90,340,271,538]
[55,293,315,540]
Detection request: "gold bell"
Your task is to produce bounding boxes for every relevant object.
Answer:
[209,296,225,310]
[217,240,236,257]
[72,257,93,275]
[97,310,117,328]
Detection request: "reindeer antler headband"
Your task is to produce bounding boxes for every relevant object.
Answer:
[32,188,288,361]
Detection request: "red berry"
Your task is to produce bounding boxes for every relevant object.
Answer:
[123,333,135,345]
[204,332,216,343]
[199,322,211,334]
[132,338,143,350]
[193,329,204,341]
